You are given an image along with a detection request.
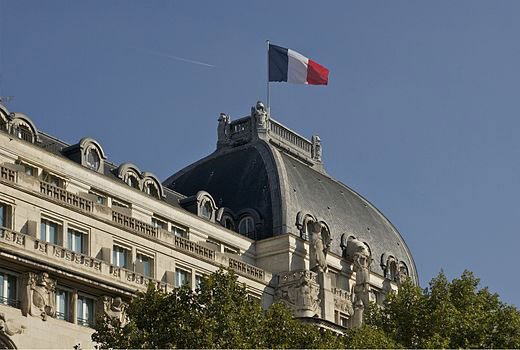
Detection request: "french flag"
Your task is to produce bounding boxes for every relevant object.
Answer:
[268,43,329,85]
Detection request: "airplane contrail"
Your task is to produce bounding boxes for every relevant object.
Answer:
[145,49,215,68]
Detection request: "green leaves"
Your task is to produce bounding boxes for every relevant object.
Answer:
[363,270,520,349]
[93,269,520,349]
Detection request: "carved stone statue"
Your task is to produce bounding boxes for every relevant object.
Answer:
[97,296,127,325]
[0,312,25,336]
[308,221,328,272]
[312,135,322,162]
[274,270,320,318]
[217,113,230,147]
[342,236,371,315]
[396,262,409,287]
[21,272,56,320]
[252,101,268,130]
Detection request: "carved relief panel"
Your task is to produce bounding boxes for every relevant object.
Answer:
[20,272,56,320]
[274,270,320,318]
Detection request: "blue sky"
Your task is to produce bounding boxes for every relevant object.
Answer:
[1,1,519,305]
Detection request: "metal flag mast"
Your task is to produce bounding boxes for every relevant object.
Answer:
[266,39,270,117]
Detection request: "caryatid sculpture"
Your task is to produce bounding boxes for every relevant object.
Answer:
[308,221,328,272]
[341,235,371,305]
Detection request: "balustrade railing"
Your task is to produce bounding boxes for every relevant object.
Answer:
[0,165,16,183]
[40,181,93,212]
[269,119,313,156]
[228,257,265,281]
[174,235,215,261]
[112,211,158,238]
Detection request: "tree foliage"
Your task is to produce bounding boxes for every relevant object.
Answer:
[361,270,520,349]
[92,269,339,349]
[93,269,520,349]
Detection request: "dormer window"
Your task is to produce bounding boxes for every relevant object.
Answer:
[15,125,33,142]
[85,148,100,170]
[126,174,140,189]
[201,201,213,220]
[144,181,160,199]
[222,216,234,230]
[238,216,255,239]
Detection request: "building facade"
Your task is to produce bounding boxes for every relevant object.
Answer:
[0,101,417,348]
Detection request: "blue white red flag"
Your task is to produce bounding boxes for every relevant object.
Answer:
[268,44,329,85]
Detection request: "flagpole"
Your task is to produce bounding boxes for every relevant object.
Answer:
[266,39,270,117]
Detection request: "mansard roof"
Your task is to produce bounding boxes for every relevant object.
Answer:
[164,102,418,282]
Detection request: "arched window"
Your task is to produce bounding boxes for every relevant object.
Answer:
[201,201,213,220]
[145,182,159,198]
[15,124,33,142]
[222,216,234,230]
[238,216,255,238]
[126,174,140,189]
[85,147,100,170]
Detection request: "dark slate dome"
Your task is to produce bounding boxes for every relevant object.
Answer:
[164,105,418,283]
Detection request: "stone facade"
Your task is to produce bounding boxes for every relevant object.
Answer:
[0,101,415,348]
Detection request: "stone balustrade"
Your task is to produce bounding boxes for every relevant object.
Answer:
[269,119,313,157]
[112,210,158,238]
[0,165,16,183]
[228,256,265,282]
[174,235,215,261]
[40,181,93,212]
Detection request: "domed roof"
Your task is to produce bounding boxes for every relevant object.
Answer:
[164,106,418,282]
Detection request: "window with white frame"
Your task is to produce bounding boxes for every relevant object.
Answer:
[42,170,63,188]
[175,268,191,288]
[151,217,166,230]
[238,216,255,238]
[0,202,11,230]
[136,253,154,278]
[77,295,95,327]
[55,288,71,321]
[0,271,17,307]
[201,201,213,220]
[89,190,107,206]
[40,218,61,245]
[170,224,187,238]
[113,245,130,269]
[195,274,203,290]
[67,228,87,254]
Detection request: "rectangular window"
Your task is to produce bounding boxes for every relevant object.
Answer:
[24,164,35,176]
[77,295,95,327]
[0,272,17,307]
[136,253,154,277]
[56,289,71,321]
[151,218,166,230]
[195,274,203,289]
[0,203,8,229]
[113,245,130,269]
[67,228,87,254]
[340,314,349,327]
[40,219,60,245]
[170,225,187,238]
[42,170,63,188]
[175,268,191,288]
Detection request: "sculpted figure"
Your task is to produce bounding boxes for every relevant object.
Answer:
[0,312,25,336]
[21,272,56,320]
[312,135,322,162]
[252,101,268,129]
[217,113,230,146]
[98,296,127,325]
[308,221,328,272]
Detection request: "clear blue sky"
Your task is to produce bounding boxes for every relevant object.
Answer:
[1,1,519,305]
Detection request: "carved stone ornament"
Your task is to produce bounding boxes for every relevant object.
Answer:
[341,236,371,310]
[21,272,56,320]
[332,288,354,316]
[97,296,127,325]
[217,113,231,147]
[252,101,268,130]
[312,135,322,162]
[274,270,320,318]
[309,221,328,272]
[0,313,25,336]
